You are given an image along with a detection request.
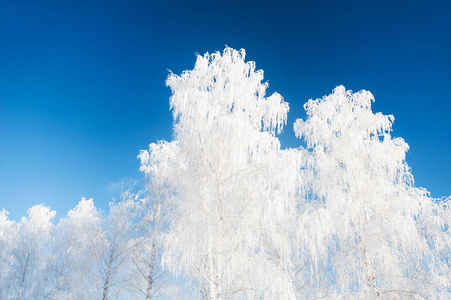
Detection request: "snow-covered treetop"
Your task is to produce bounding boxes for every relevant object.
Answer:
[294,85,412,193]
[20,204,56,234]
[295,85,401,150]
[0,209,16,242]
[166,47,288,136]
[138,140,179,182]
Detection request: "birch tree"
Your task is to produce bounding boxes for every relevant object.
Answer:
[144,47,300,299]
[6,204,56,300]
[97,190,141,300]
[0,209,18,299]
[48,198,104,299]
[134,141,177,299]
[294,86,449,299]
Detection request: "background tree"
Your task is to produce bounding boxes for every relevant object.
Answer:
[96,189,142,300]
[134,141,177,299]
[6,204,56,300]
[0,209,18,299]
[48,198,104,299]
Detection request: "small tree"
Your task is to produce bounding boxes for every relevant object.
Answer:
[135,141,177,299]
[48,198,104,299]
[97,190,141,300]
[0,209,18,299]
[8,205,56,300]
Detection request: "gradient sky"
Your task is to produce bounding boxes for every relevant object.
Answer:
[1,0,450,221]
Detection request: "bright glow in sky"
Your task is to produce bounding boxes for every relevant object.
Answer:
[1,0,450,220]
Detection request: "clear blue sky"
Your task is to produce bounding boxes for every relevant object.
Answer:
[1,0,450,221]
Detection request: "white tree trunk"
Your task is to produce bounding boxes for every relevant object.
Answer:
[102,250,114,300]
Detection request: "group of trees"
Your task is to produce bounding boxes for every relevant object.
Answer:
[1,47,450,299]
[0,191,170,300]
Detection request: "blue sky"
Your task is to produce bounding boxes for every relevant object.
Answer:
[1,0,450,221]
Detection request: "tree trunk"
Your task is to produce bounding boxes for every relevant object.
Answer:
[102,250,114,300]
[145,243,156,300]
[15,252,30,300]
[358,233,380,300]
[207,236,217,300]
[56,246,71,292]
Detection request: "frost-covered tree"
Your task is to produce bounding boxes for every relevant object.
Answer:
[48,198,104,300]
[96,189,142,300]
[6,204,56,300]
[0,209,18,299]
[134,141,176,299]
[294,86,449,299]
[143,47,300,299]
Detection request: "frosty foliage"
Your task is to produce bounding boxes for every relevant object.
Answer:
[294,86,449,299]
[1,47,450,299]
[145,47,300,299]
[0,194,176,300]
[0,205,56,300]
[49,198,104,299]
